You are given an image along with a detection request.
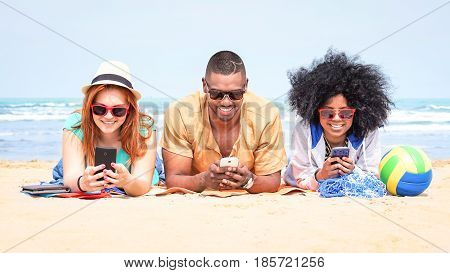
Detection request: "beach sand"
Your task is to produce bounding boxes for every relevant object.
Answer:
[0,160,449,253]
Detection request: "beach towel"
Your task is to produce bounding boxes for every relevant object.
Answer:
[147,185,305,198]
[49,191,112,199]
[318,168,387,198]
[146,186,196,196]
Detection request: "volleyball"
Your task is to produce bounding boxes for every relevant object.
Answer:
[379,146,433,196]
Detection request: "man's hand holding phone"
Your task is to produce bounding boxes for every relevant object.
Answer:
[219,157,254,190]
[221,164,254,190]
[200,157,254,190]
[201,160,230,190]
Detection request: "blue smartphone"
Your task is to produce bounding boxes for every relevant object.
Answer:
[330,147,350,158]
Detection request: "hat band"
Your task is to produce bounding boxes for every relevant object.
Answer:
[91,74,133,89]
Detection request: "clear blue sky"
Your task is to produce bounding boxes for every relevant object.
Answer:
[0,0,449,100]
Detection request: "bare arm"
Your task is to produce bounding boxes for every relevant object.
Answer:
[162,148,208,192]
[247,171,281,193]
[122,132,157,196]
[63,130,108,192]
[62,130,86,192]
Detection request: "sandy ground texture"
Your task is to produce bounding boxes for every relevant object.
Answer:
[0,160,449,253]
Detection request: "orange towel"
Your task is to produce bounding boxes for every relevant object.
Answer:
[152,185,305,198]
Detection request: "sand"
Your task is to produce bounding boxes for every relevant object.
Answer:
[0,160,449,253]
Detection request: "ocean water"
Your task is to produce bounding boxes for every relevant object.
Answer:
[1,97,450,160]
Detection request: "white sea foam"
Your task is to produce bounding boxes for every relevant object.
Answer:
[427,104,450,111]
[388,110,450,123]
[0,132,14,136]
[2,100,450,126]
[382,123,450,133]
[0,114,68,121]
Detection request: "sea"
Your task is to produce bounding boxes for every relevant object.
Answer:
[1,97,450,161]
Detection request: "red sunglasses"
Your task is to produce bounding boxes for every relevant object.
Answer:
[91,104,129,117]
[318,108,356,120]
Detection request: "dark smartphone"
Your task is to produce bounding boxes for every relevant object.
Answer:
[22,184,71,194]
[94,147,117,181]
[330,147,350,158]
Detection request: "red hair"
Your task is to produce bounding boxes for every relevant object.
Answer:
[75,84,153,166]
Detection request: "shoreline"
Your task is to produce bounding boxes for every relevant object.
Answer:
[1,159,449,252]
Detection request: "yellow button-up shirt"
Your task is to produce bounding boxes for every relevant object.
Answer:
[160,91,287,176]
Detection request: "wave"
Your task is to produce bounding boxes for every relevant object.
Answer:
[0,112,165,122]
[411,104,450,112]
[2,99,450,123]
[387,110,450,123]
[280,110,450,125]
[0,130,60,136]
[382,123,450,133]
[427,104,450,111]
[387,120,450,126]
[0,114,68,121]
[0,132,14,137]
[0,102,81,108]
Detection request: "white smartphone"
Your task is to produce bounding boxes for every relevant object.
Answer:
[219,157,239,168]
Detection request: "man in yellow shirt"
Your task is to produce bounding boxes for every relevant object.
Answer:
[161,51,287,193]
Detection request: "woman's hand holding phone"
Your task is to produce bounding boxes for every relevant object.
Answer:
[316,157,355,180]
[328,147,354,175]
[79,164,106,192]
[103,162,133,188]
[335,157,355,175]
[316,157,341,180]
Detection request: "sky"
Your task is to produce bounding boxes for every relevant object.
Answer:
[0,0,449,100]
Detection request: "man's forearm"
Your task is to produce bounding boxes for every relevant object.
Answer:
[166,172,208,192]
[247,174,281,193]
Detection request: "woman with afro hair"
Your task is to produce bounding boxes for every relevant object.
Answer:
[284,49,394,191]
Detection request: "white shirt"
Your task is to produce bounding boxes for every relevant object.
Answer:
[284,121,381,189]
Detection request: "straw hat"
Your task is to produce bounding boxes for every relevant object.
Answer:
[81,61,141,100]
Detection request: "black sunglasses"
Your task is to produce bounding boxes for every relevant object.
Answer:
[205,80,246,101]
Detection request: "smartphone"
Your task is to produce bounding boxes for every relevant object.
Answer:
[330,147,350,158]
[94,147,117,181]
[219,157,239,168]
[22,184,71,194]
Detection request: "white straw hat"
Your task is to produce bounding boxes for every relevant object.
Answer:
[81,60,141,100]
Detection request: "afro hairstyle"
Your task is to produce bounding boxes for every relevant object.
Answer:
[288,49,394,138]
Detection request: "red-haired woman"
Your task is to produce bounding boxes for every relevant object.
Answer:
[63,61,157,196]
